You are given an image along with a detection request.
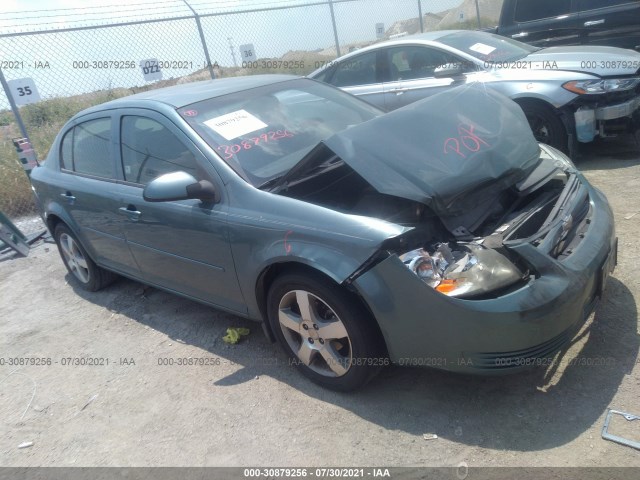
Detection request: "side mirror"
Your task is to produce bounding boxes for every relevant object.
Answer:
[143,171,220,203]
[434,63,466,79]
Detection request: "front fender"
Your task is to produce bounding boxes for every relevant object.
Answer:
[479,71,584,109]
[226,182,409,320]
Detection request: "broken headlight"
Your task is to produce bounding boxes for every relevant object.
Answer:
[400,244,524,298]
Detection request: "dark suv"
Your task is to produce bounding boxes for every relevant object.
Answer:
[493,0,640,50]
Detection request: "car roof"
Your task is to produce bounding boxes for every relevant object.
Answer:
[83,74,300,113]
[308,30,466,75]
[392,30,461,43]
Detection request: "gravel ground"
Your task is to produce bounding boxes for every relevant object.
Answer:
[1,137,639,468]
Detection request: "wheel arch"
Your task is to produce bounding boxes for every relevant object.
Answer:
[512,96,573,153]
[255,261,387,355]
[45,209,100,264]
[46,212,64,234]
[512,96,559,113]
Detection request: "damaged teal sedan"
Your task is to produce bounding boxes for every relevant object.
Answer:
[30,75,617,391]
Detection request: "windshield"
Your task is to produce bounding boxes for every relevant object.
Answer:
[438,31,540,63]
[178,78,382,186]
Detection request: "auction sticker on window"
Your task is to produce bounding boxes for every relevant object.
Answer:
[204,110,267,140]
[469,43,496,56]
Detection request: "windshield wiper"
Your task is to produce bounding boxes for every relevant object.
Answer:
[257,175,286,191]
[258,142,338,193]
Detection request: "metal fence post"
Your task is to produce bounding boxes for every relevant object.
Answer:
[328,0,341,57]
[182,0,215,79]
[0,67,30,140]
[418,0,424,33]
[475,0,482,29]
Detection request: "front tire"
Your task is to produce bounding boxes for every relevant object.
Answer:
[267,270,384,391]
[54,224,117,291]
[519,101,567,152]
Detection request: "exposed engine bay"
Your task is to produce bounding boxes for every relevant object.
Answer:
[278,144,590,300]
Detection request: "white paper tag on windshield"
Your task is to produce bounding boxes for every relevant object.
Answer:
[469,43,496,56]
[204,110,267,140]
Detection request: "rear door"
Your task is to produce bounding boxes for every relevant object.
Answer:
[57,114,139,276]
[322,49,388,110]
[577,0,640,50]
[115,109,246,314]
[382,45,469,111]
[501,0,580,46]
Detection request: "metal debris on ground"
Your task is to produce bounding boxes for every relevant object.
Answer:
[17,442,34,449]
[422,433,438,440]
[81,394,98,411]
[601,408,640,450]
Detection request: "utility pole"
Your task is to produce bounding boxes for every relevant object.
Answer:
[228,37,238,67]
[328,0,341,57]
[475,0,482,29]
[182,0,215,79]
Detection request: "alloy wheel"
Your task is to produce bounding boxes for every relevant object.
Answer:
[59,233,90,284]
[278,289,352,377]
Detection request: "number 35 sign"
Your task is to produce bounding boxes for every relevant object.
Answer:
[7,78,41,106]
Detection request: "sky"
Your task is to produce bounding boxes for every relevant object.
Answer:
[0,0,465,107]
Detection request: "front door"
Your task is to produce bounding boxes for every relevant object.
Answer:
[328,50,388,110]
[577,0,640,50]
[505,0,580,47]
[115,110,246,314]
[382,45,468,111]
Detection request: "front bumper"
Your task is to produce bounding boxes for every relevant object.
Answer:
[574,94,640,142]
[353,181,617,374]
[595,95,640,120]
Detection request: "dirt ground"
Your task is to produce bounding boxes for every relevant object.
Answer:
[1,137,639,468]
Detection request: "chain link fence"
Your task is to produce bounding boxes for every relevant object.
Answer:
[0,0,499,236]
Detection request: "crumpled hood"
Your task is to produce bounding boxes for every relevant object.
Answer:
[524,46,640,77]
[322,83,541,224]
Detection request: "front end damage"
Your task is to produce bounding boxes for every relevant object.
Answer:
[564,77,640,142]
[344,149,618,371]
[272,84,617,372]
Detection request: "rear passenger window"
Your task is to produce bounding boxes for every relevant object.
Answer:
[578,0,637,9]
[120,116,199,185]
[60,118,113,178]
[60,128,73,170]
[515,0,571,22]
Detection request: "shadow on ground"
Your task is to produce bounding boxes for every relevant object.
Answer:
[576,134,640,170]
[69,268,638,452]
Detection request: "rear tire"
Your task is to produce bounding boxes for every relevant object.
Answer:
[267,270,384,391]
[519,101,567,152]
[53,224,117,291]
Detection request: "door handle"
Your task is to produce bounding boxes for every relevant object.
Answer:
[512,32,529,39]
[60,191,76,202]
[584,19,605,27]
[118,205,142,221]
[390,87,408,94]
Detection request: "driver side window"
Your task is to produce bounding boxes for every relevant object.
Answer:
[331,51,380,87]
[120,116,202,185]
[387,46,465,81]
